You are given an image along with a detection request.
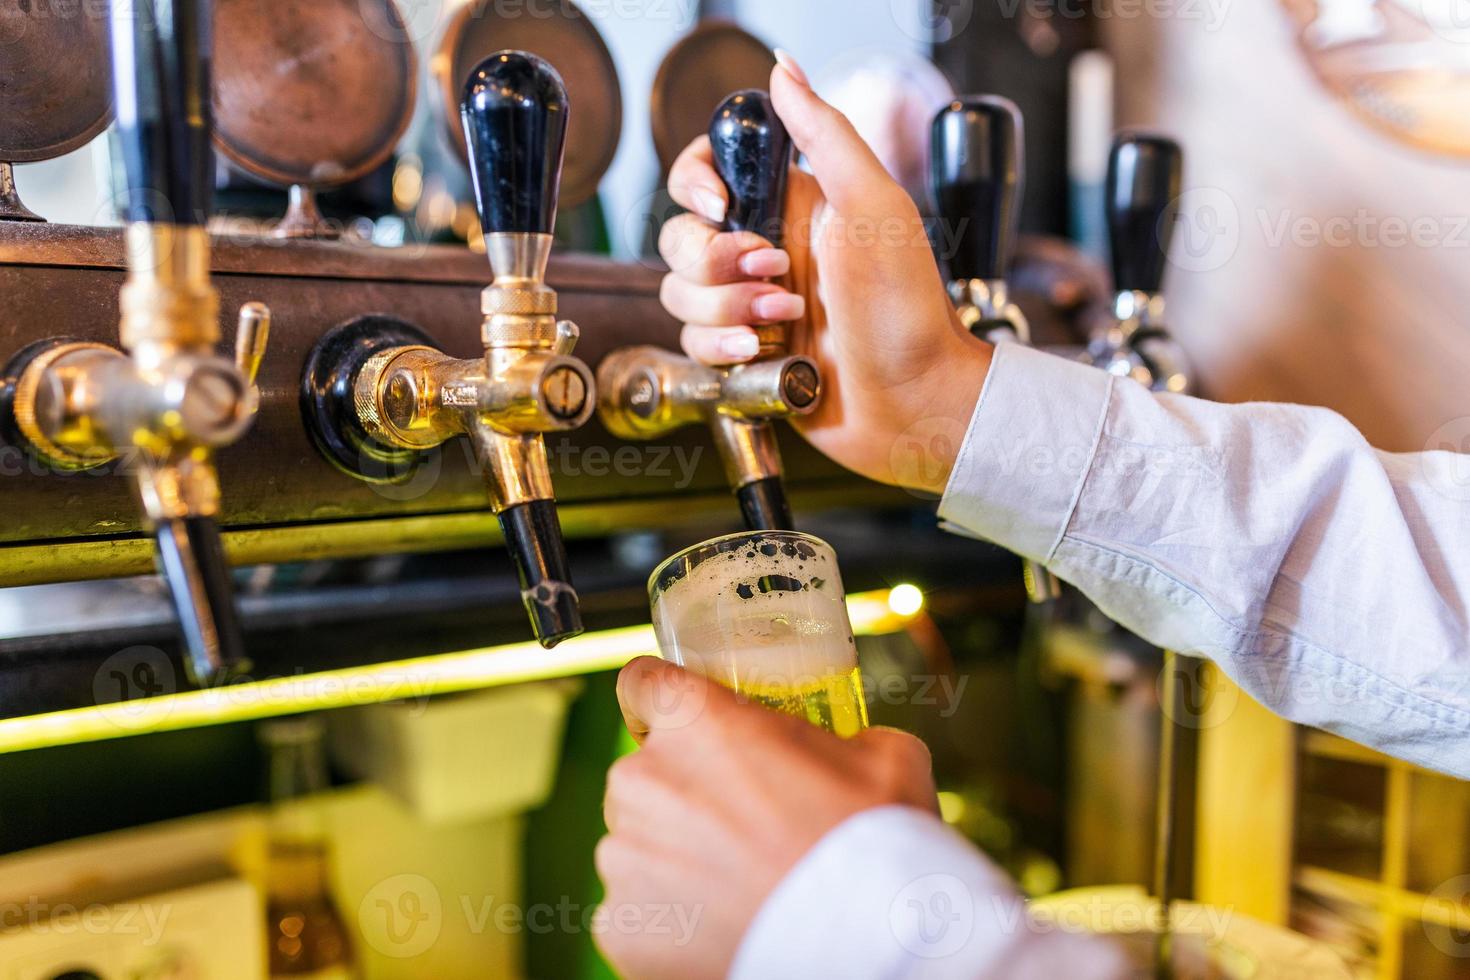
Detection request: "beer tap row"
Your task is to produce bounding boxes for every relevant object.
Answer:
[1,3,811,687]
[0,4,1191,694]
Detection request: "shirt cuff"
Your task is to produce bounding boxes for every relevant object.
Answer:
[938,343,1113,563]
[729,805,1026,980]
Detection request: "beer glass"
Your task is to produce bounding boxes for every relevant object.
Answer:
[648,530,869,736]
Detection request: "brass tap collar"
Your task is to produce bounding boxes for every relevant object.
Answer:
[119,224,221,353]
[482,283,558,318]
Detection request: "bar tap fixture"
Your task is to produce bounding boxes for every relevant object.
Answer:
[598,90,820,531]
[1096,132,1196,978]
[930,95,1058,603]
[1,0,270,687]
[300,51,595,648]
[930,96,1029,345]
[1092,133,1192,395]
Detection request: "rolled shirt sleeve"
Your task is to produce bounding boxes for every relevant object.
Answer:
[730,805,1129,980]
[938,343,1470,778]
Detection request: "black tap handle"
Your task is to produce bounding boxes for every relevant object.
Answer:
[109,0,214,225]
[709,90,792,247]
[461,50,569,236]
[929,96,1023,282]
[737,477,794,532]
[154,517,250,686]
[1106,133,1183,294]
[500,500,584,648]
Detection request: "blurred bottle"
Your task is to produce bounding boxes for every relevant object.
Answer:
[259,716,356,980]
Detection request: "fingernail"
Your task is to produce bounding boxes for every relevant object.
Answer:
[719,333,761,360]
[738,248,790,278]
[693,186,727,225]
[774,48,810,87]
[753,292,805,322]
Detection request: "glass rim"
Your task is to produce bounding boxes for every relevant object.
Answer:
[647,529,834,598]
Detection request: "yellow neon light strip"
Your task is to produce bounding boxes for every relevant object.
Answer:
[0,589,921,754]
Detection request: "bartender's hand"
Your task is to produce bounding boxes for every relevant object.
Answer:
[595,656,938,980]
[660,54,990,494]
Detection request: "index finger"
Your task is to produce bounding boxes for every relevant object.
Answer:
[615,656,732,743]
[667,135,728,225]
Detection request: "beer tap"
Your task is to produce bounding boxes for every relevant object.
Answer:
[930,96,1058,603]
[300,51,594,647]
[930,96,1029,345]
[2,0,269,686]
[598,90,819,532]
[1093,133,1192,395]
[1096,131,1196,978]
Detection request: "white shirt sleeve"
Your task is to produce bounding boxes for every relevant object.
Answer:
[938,343,1470,778]
[729,805,1130,980]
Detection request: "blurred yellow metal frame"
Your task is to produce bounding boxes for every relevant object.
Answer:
[0,588,922,754]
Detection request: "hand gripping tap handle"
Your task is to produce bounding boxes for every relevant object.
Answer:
[1106,134,1183,295]
[462,51,582,647]
[111,0,249,684]
[710,90,797,533]
[930,96,1023,283]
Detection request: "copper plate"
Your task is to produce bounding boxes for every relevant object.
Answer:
[212,0,418,188]
[651,21,775,175]
[0,0,113,162]
[434,0,621,208]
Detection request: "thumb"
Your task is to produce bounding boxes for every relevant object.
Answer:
[770,58,899,215]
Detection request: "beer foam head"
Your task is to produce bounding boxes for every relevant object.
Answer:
[651,533,854,686]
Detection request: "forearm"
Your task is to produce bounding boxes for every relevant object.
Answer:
[731,805,1129,980]
[939,344,1470,777]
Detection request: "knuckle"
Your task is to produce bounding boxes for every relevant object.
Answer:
[593,834,627,879]
[658,213,702,261]
[658,271,684,308]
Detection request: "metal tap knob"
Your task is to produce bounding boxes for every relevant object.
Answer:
[710,89,793,248]
[1100,134,1191,394]
[930,95,1029,343]
[1107,133,1183,298]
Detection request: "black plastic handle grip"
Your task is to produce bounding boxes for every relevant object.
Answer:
[709,90,792,247]
[500,500,584,648]
[930,96,1023,282]
[736,477,794,532]
[154,516,250,686]
[109,0,214,225]
[461,50,569,236]
[1106,133,1183,294]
